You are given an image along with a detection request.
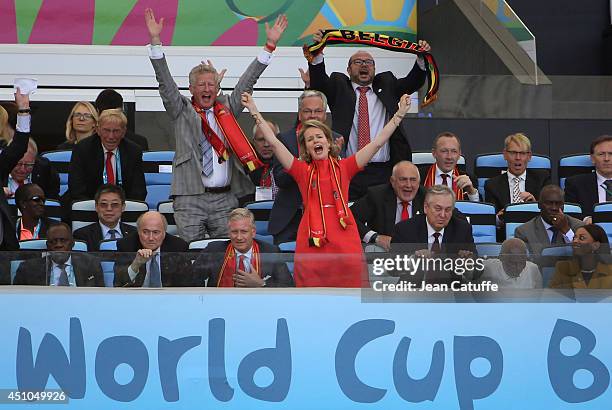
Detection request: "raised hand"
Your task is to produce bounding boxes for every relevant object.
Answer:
[313,29,325,43]
[298,67,310,88]
[240,92,257,112]
[396,94,411,117]
[418,40,431,53]
[144,8,164,44]
[202,59,227,86]
[265,14,288,46]
[14,87,30,109]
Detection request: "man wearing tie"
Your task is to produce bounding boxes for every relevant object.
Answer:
[13,223,104,286]
[73,184,136,251]
[114,211,191,287]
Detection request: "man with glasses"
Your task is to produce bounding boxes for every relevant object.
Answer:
[14,183,57,240]
[308,30,431,200]
[73,184,136,251]
[484,133,551,215]
[95,89,149,151]
[3,138,59,200]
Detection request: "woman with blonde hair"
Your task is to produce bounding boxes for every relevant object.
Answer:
[58,101,98,149]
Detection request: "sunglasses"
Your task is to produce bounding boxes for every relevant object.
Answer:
[28,196,46,203]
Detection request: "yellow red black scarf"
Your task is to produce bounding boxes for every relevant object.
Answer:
[423,164,464,200]
[217,241,261,287]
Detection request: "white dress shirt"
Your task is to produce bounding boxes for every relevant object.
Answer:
[50,257,76,287]
[103,147,119,183]
[128,248,161,287]
[435,165,479,202]
[506,170,527,201]
[426,219,445,251]
[100,221,124,241]
[596,172,611,203]
[541,217,574,244]
[235,247,254,273]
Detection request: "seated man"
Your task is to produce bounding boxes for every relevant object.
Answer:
[351,161,425,251]
[3,138,60,199]
[514,185,584,257]
[95,89,149,151]
[485,133,551,214]
[248,120,280,201]
[565,134,612,218]
[421,132,479,202]
[479,238,542,289]
[73,184,136,251]
[193,208,293,287]
[68,108,146,201]
[114,211,191,287]
[13,223,104,286]
[14,183,57,241]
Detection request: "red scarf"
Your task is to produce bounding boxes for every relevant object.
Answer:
[191,99,264,171]
[423,164,464,200]
[216,241,261,287]
[307,158,351,247]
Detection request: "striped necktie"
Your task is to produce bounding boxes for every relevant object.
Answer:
[200,110,214,177]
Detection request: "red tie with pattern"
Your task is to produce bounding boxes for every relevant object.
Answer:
[357,86,370,150]
[105,151,115,185]
[401,202,410,221]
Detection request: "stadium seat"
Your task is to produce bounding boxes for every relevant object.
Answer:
[157,200,178,235]
[246,200,274,235]
[558,154,593,189]
[592,202,612,242]
[189,238,228,250]
[454,201,496,243]
[255,233,274,245]
[504,202,582,239]
[411,151,466,177]
[41,150,71,194]
[145,184,171,209]
[19,239,88,251]
[475,242,502,257]
[142,151,174,185]
[474,153,551,198]
[72,199,148,232]
[278,242,296,252]
[98,239,118,287]
[540,245,573,287]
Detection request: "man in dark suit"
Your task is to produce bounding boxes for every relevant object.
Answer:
[14,183,57,241]
[2,138,60,199]
[242,120,280,204]
[73,184,136,251]
[565,135,612,218]
[13,223,104,286]
[268,90,345,245]
[308,29,430,200]
[114,211,191,287]
[484,133,551,214]
[193,208,293,287]
[95,89,149,151]
[351,161,425,251]
[68,108,146,201]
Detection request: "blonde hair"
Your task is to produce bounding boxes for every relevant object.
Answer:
[65,101,98,144]
[504,133,531,152]
[297,120,340,162]
[228,208,255,227]
[0,105,8,143]
[98,108,127,128]
[189,63,220,86]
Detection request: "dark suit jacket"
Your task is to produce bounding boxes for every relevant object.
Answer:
[1,156,60,199]
[113,232,191,287]
[126,130,149,152]
[13,253,104,286]
[73,221,136,251]
[192,239,294,287]
[564,172,599,216]
[484,169,551,211]
[309,59,426,164]
[68,134,146,201]
[350,183,426,239]
[0,130,29,251]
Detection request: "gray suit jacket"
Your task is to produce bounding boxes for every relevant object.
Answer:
[150,56,265,198]
[514,215,585,256]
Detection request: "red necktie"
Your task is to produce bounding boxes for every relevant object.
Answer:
[105,151,115,185]
[260,164,272,187]
[357,86,370,150]
[431,232,441,254]
[440,173,449,187]
[401,201,410,221]
[235,255,246,288]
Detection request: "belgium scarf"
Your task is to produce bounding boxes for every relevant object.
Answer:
[216,241,262,287]
[423,164,464,200]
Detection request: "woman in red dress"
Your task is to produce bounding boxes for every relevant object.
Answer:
[242,92,411,287]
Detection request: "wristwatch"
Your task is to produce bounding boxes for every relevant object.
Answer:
[370,233,379,244]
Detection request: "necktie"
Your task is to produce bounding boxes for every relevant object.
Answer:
[260,164,272,187]
[550,227,563,245]
[57,263,69,286]
[149,255,161,288]
[401,202,410,221]
[105,151,115,185]
[200,110,214,177]
[108,229,117,240]
[235,255,246,288]
[512,176,522,203]
[271,173,278,199]
[440,173,449,187]
[357,86,370,150]
[605,180,612,201]
[431,232,441,254]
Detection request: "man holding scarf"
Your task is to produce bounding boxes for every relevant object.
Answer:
[145,8,287,241]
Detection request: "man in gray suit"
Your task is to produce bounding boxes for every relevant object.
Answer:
[145,8,287,241]
[514,185,585,257]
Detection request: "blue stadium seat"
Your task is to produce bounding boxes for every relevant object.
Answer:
[143,151,174,185]
[411,151,466,177]
[255,233,274,245]
[19,239,88,251]
[99,239,118,287]
[475,243,502,257]
[41,150,71,192]
[558,154,593,189]
[279,242,296,252]
[146,184,171,210]
[72,199,148,232]
[246,200,274,235]
[593,202,612,242]
[454,201,496,243]
[504,203,582,239]
[540,245,573,287]
[8,198,62,221]
[157,200,178,235]
[475,153,551,198]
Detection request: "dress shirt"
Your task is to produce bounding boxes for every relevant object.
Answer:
[506,170,526,199]
[435,165,479,202]
[200,109,231,187]
[541,217,574,244]
[596,172,611,203]
[426,219,445,251]
[235,246,254,273]
[128,248,161,287]
[100,221,124,241]
[103,147,118,183]
[361,197,416,243]
[50,257,76,287]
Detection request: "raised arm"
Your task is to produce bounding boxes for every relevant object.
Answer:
[241,93,294,170]
[355,94,411,168]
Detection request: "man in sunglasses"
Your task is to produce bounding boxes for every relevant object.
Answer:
[14,183,58,241]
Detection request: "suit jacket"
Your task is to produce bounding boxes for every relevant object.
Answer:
[309,59,426,164]
[0,130,29,251]
[73,221,136,251]
[564,172,599,216]
[126,130,149,152]
[484,169,551,211]
[1,156,60,199]
[68,134,146,201]
[150,56,262,199]
[514,215,585,257]
[192,239,294,287]
[350,183,426,239]
[113,232,191,287]
[13,253,104,286]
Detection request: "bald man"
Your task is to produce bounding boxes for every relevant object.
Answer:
[114,211,191,287]
[479,238,542,289]
[350,161,426,251]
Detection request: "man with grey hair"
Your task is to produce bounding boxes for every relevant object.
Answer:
[268,89,345,244]
[145,9,287,242]
[114,211,191,287]
[479,238,542,288]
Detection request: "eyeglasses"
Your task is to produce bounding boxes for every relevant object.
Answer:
[351,59,375,66]
[72,113,95,120]
[28,196,46,203]
[301,109,326,115]
[15,162,35,169]
[505,150,531,157]
[97,201,123,209]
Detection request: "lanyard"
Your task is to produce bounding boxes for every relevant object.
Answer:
[16,217,42,239]
[102,149,123,185]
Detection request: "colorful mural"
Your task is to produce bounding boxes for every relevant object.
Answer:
[0,0,417,45]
